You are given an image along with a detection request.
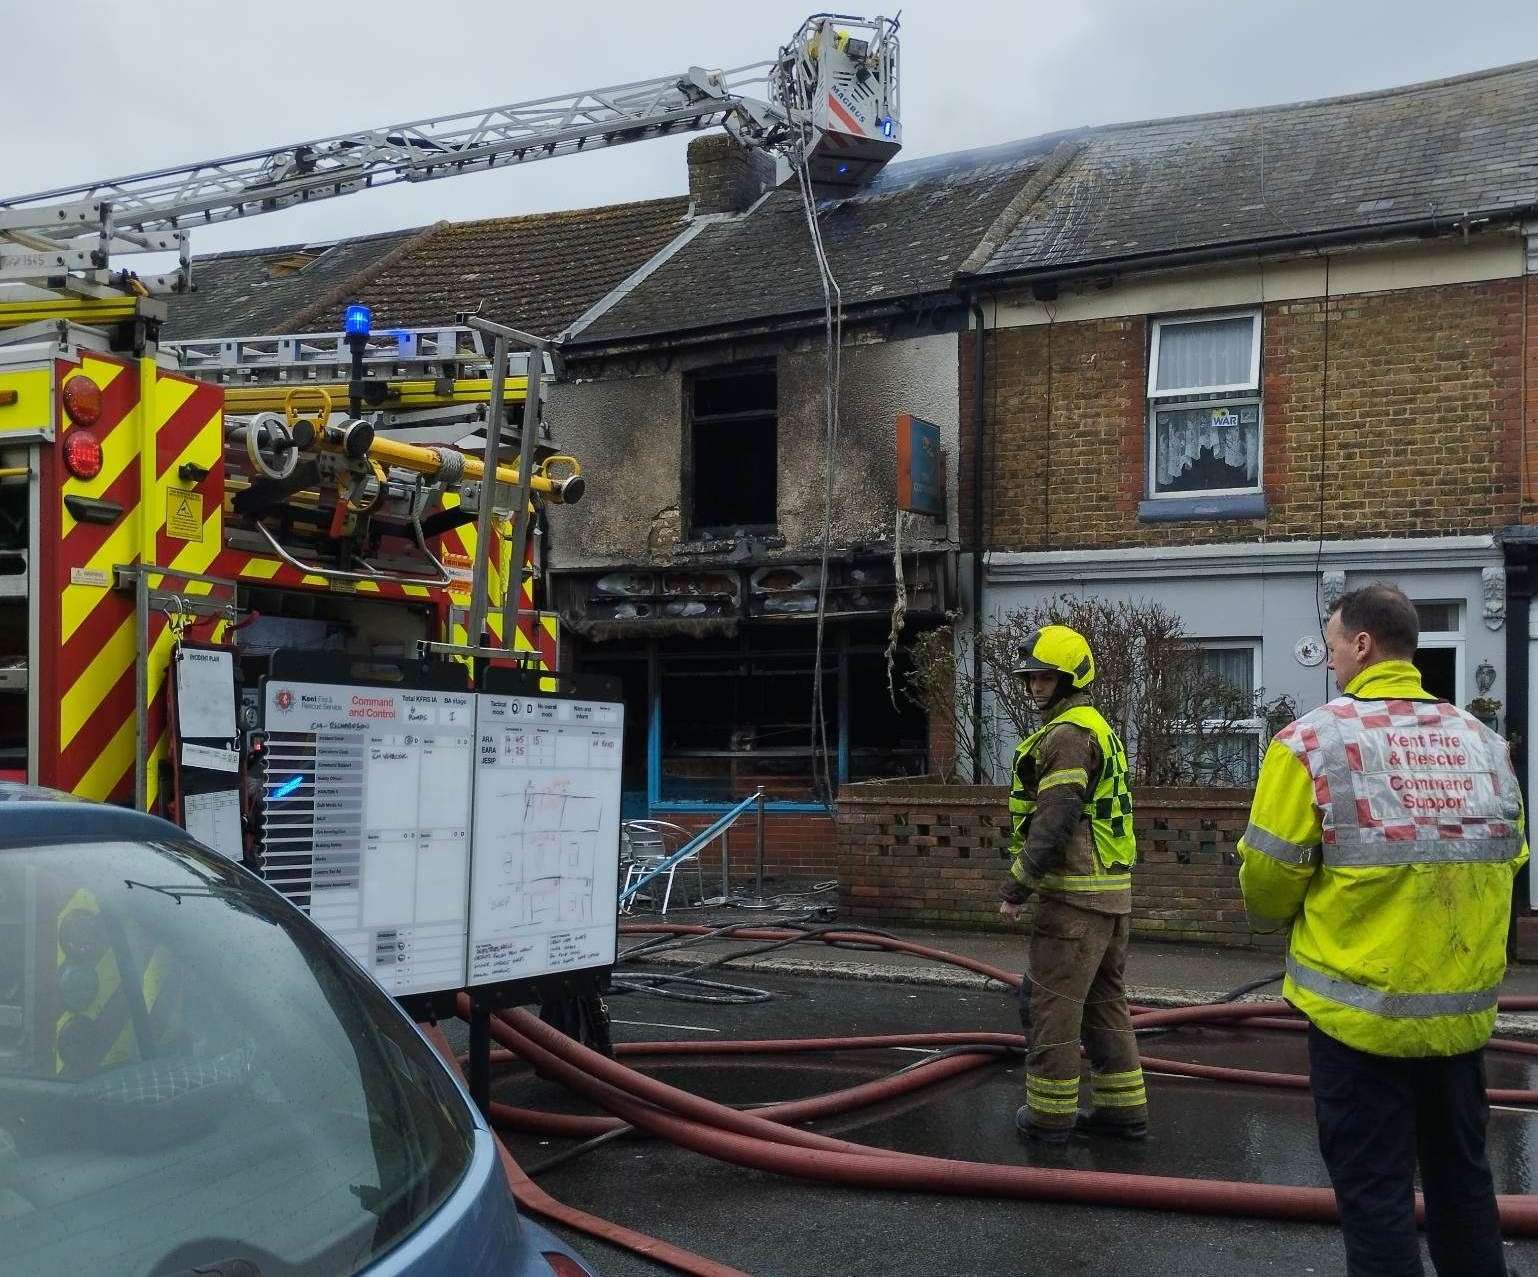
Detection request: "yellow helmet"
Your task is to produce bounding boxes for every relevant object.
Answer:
[1013,624,1095,689]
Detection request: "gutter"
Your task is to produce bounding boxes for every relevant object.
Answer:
[561,290,968,362]
[956,205,1538,292]
[969,300,985,785]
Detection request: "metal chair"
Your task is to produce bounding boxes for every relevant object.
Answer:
[619,819,700,915]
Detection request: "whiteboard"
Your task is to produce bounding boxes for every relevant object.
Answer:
[261,680,476,998]
[467,692,624,986]
[175,647,236,741]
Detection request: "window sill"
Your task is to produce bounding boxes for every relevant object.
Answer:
[1137,493,1267,523]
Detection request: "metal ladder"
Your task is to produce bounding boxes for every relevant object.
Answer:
[162,325,539,385]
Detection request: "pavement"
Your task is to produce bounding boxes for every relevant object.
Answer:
[616,898,1538,1038]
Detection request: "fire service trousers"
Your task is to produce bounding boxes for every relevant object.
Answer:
[1018,897,1146,1130]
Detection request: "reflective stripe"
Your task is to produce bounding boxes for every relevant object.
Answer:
[1090,1068,1145,1087]
[1287,956,1499,1018]
[1026,1074,1080,1113]
[1009,859,1030,885]
[1090,1088,1147,1108]
[1039,872,1131,893]
[1323,836,1521,868]
[1241,823,1318,866]
[1039,767,1089,792]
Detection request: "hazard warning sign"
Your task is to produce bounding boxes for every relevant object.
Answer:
[166,488,204,541]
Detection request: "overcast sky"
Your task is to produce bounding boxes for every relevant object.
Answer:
[6,0,1538,256]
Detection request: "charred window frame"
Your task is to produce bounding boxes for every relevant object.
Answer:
[684,366,778,537]
[631,628,930,812]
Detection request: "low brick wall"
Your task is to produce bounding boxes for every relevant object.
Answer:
[658,809,839,889]
[835,779,1278,948]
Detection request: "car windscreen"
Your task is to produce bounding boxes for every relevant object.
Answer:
[0,837,476,1277]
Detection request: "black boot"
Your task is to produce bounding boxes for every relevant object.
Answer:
[1015,1106,1071,1144]
[1074,1108,1148,1141]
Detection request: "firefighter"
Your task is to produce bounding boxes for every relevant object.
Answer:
[55,889,184,1077]
[1000,624,1146,1143]
[1239,583,1525,1277]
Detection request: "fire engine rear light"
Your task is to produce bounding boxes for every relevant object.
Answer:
[61,376,102,427]
[62,430,103,480]
[542,1255,590,1277]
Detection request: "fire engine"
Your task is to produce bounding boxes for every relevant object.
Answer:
[0,14,902,839]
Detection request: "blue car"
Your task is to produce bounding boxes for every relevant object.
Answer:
[0,784,597,1276]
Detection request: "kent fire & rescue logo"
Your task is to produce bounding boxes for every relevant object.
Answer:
[275,689,294,711]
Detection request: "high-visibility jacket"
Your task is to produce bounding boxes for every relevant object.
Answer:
[1239,660,1527,1057]
[1009,699,1137,911]
[55,889,180,1076]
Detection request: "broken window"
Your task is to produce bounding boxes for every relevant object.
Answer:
[647,628,930,806]
[845,646,929,782]
[658,638,834,804]
[687,367,777,535]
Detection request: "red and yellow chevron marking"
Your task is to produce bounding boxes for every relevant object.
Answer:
[436,500,556,669]
[42,355,556,810]
[43,356,226,810]
[216,489,556,670]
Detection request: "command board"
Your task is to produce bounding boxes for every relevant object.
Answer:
[260,679,475,997]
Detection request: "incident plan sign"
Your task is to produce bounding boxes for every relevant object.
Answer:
[261,681,475,996]
[468,694,624,985]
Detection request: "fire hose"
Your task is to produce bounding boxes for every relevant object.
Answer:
[429,925,1538,1274]
[474,1002,1532,1233]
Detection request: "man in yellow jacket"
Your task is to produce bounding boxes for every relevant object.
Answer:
[1239,583,1525,1277]
[1001,625,1146,1144]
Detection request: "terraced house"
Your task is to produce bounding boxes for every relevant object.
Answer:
[168,60,1538,907]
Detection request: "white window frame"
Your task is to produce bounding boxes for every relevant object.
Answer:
[1413,600,1465,707]
[1178,640,1265,783]
[1146,310,1262,399]
[1146,310,1264,501]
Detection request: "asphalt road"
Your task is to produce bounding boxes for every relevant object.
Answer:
[476,972,1538,1276]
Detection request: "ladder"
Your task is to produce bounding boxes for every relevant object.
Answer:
[0,14,901,294]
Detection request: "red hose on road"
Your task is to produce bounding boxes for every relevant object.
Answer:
[488,930,1538,1236]
[491,1047,994,1138]
[488,1025,1538,1129]
[420,1020,752,1277]
[492,1006,1355,1227]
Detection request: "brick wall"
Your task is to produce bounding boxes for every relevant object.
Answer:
[835,780,1278,947]
[658,808,839,891]
[960,278,1526,551]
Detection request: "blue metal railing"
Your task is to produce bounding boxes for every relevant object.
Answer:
[617,790,761,906]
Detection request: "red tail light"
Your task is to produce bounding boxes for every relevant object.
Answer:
[543,1255,591,1277]
[61,375,102,427]
[62,429,103,480]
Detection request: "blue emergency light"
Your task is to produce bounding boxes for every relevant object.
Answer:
[879,116,895,138]
[272,774,305,800]
[343,304,373,337]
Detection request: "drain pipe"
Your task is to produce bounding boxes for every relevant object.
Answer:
[970,300,986,784]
